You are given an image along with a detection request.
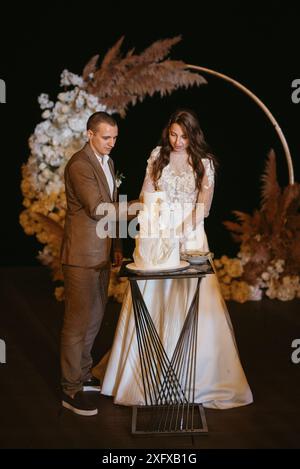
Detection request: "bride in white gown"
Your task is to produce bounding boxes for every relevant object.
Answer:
[94,109,253,409]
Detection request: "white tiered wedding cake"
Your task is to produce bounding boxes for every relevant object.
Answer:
[132,191,181,270]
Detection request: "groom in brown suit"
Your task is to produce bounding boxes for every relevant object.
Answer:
[60,112,126,416]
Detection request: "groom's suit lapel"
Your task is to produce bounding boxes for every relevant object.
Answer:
[108,158,117,202]
[84,143,115,202]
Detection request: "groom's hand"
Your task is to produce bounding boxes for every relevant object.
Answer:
[113,250,123,267]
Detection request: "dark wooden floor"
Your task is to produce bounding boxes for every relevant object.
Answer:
[0,266,300,449]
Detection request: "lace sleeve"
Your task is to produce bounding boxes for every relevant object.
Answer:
[140,146,161,196]
[197,158,215,218]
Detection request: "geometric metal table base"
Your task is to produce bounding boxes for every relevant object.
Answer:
[119,261,213,437]
[132,404,208,436]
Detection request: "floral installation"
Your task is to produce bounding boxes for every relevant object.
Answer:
[214,150,300,302]
[20,36,205,301]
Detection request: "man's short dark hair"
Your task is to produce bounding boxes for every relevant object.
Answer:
[86,112,117,132]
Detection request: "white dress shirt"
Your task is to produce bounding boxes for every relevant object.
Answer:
[95,153,114,199]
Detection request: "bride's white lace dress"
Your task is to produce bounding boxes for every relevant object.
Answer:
[94,147,253,409]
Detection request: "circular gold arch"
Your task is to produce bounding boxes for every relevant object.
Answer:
[187,64,295,185]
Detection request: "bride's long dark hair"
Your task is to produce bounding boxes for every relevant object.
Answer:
[151,109,217,192]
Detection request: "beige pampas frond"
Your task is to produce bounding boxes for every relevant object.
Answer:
[260,149,281,222]
[221,220,244,242]
[280,184,300,218]
[82,54,100,81]
[225,210,252,234]
[138,36,182,63]
[224,209,263,244]
[84,36,206,116]
[100,36,125,69]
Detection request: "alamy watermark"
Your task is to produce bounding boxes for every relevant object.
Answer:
[291,79,300,103]
[0,339,6,364]
[0,78,6,103]
[291,338,300,364]
[95,197,205,240]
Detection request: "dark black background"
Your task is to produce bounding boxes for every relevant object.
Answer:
[0,1,299,265]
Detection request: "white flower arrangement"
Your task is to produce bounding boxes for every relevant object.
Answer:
[214,256,263,303]
[20,70,111,292]
[214,253,300,303]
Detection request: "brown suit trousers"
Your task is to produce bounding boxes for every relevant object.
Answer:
[61,264,110,395]
[60,142,120,396]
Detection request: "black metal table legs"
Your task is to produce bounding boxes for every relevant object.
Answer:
[130,277,208,436]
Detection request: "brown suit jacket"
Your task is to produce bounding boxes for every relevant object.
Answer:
[61,142,121,268]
